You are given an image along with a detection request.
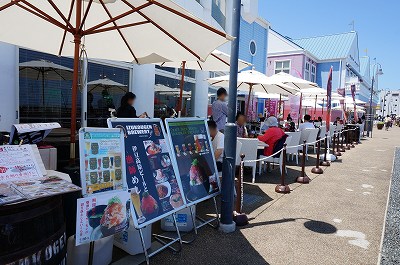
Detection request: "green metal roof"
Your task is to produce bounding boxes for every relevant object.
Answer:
[292,32,357,60]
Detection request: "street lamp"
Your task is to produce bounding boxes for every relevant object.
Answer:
[367,62,383,137]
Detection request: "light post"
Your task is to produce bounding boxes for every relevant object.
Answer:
[367,62,383,137]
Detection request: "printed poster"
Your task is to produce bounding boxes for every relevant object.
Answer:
[75,191,130,245]
[79,128,127,195]
[288,95,300,123]
[165,118,220,206]
[265,99,278,117]
[108,118,186,229]
[0,145,43,183]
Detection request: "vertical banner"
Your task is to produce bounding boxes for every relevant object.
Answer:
[288,95,300,123]
[337,88,347,122]
[326,66,333,132]
[245,95,258,121]
[351,84,358,121]
[165,118,220,206]
[108,118,186,229]
[265,99,278,117]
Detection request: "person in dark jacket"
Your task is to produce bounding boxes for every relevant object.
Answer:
[116,92,147,118]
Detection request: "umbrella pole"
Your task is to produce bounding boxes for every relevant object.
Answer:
[70,0,82,164]
[245,84,253,117]
[220,0,241,234]
[177,61,186,113]
[42,70,45,106]
[314,95,317,120]
[298,93,302,127]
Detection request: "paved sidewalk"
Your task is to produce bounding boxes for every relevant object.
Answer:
[120,128,400,265]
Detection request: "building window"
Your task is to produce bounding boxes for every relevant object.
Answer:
[311,64,316,82]
[275,60,290,74]
[211,0,226,29]
[304,62,310,81]
[249,40,257,56]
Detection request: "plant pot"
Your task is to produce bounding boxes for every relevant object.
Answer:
[377,123,384,130]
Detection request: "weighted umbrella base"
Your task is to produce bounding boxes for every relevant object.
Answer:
[233,213,249,226]
[334,152,342,156]
[351,144,355,148]
[296,175,310,184]
[345,146,351,150]
[320,161,331,166]
[311,167,324,174]
[275,184,291,194]
[339,148,346,152]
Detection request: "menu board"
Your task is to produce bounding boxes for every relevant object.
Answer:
[9,122,61,145]
[108,118,186,229]
[165,118,220,206]
[0,145,43,182]
[75,190,130,245]
[79,128,127,195]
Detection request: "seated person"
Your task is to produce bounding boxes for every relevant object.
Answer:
[236,112,248,138]
[260,115,276,133]
[257,116,286,157]
[208,120,224,171]
[317,116,323,123]
[333,117,341,125]
[285,117,296,132]
[298,114,315,131]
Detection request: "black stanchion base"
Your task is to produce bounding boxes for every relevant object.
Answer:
[339,148,346,152]
[345,145,351,150]
[311,167,324,174]
[320,161,331,166]
[233,213,249,226]
[296,175,311,184]
[351,144,355,148]
[334,152,342,156]
[275,184,291,194]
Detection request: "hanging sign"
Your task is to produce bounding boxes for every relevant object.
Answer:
[79,128,127,195]
[108,118,186,229]
[165,118,220,206]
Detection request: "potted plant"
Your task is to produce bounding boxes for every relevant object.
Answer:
[377,122,385,130]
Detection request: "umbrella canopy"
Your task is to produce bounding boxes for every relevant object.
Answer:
[19,59,73,105]
[208,69,299,95]
[154,84,190,97]
[19,59,73,80]
[87,78,127,93]
[302,99,322,109]
[332,96,366,105]
[159,50,252,72]
[333,105,365,112]
[298,87,344,99]
[268,72,319,90]
[252,92,289,100]
[0,0,232,162]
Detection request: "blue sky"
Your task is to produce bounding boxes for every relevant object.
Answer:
[259,0,399,90]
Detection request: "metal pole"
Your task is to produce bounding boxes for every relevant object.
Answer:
[177,61,186,113]
[367,75,375,138]
[220,0,241,233]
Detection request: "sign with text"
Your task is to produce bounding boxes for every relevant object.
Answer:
[75,190,130,245]
[165,118,220,206]
[265,99,278,117]
[79,128,127,196]
[0,145,43,183]
[9,122,61,145]
[108,118,186,229]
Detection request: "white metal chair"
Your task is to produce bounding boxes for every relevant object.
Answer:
[285,132,301,164]
[258,136,292,178]
[237,137,258,183]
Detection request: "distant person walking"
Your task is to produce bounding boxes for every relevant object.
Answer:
[116,92,147,118]
[384,115,391,131]
[212,88,228,132]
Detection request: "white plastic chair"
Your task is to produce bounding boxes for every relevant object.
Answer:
[285,132,301,164]
[329,125,337,143]
[235,140,243,166]
[305,128,319,154]
[237,137,258,183]
[258,136,292,178]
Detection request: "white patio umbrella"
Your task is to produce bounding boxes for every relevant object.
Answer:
[158,50,251,112]
[208,69,298,116]
[87,78,127,94]
[154,84,191,97]
[0,0,232,161]
[19,60,73,105]
[269,72,319,90]
[253,92,289,100]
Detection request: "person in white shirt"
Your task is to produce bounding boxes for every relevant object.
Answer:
[298,114,315,131]
[208,120,224,171]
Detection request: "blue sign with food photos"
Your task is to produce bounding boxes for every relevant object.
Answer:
[108,118,186,229]
[165,118,220,206]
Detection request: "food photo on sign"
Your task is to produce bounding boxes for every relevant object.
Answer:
[108,118,186,228]
[75,190,130,245]
[165,118,220,205]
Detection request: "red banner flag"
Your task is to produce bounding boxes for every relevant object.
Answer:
[326,66,333,133]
